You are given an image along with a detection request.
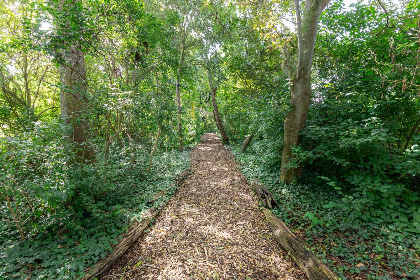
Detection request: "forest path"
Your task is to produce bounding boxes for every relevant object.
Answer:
[102,133,304,279]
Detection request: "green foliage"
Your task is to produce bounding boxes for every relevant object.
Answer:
[0,121,71,237]
[225,2,420,278]
[232,141,420,279]
[220,21,289,143]
[2,0,420,279]
[0,124,190,279]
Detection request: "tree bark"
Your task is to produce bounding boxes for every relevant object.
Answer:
[207,70,229,144]
[210,87,229,144]
[59,44,94,162]
[263,208,339,280]
[56,0,95,163]
[250,178,278,209]
[176,42,185,151]
[241,134,254,152]
[280,0,330,183]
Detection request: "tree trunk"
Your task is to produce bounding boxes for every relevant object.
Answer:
[280,78,311,182]
[54,0,95,163]
[146,123,162,173]
[210,87,229,144]
[250,178,278,209]
[403,115,420,151]
[241,134,254,152]
[280,0,330,183]
[59,44,95,163]
[207,70,229,144]
[176,42,185,151]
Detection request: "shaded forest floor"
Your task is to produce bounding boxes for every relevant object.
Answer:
[102,133,304,279]
[232,142,420,280]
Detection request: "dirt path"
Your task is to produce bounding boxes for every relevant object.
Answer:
[102,133,305,279]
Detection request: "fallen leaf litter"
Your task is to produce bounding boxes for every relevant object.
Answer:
[102,133,305,280]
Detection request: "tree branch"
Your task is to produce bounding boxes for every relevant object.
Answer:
[294,0,303,74]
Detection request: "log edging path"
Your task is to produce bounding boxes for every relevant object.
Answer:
[96,133,307,279]
[250,179,338,280]
[82,169,192,280]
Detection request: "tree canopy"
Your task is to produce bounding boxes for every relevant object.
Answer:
[1,0,419,279]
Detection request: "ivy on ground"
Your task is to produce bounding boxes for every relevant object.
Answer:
[0,126,190,279]
[231,142,420,280]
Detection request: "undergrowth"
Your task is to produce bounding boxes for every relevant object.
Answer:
[230,141,420,280]
[0,123,190,279]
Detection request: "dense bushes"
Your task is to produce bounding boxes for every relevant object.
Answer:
[0,121,71,240]
[0,122,190,279]
[221,3,420,277]
[232,140,420,279]
[300,103,420,231]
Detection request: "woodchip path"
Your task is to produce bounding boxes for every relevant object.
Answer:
[102,133,305,279]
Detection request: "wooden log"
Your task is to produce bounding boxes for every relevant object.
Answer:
[82,169,192,279]
[250,178,278,209]
[176,168,192,185]
[263,208,339,280]
[81,207,158,280]
[241,134,254,152]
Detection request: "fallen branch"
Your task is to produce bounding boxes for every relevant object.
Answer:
[249,178,338,279]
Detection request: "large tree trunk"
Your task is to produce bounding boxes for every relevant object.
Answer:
[176,42,185,151]
[280,0,330,183]
[60,44,94,162]
[56,0,95,163]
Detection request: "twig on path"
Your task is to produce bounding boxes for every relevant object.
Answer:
[143,263,160,270]
[101,271,129,279]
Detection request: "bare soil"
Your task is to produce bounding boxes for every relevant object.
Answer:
[102,133,305,280]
